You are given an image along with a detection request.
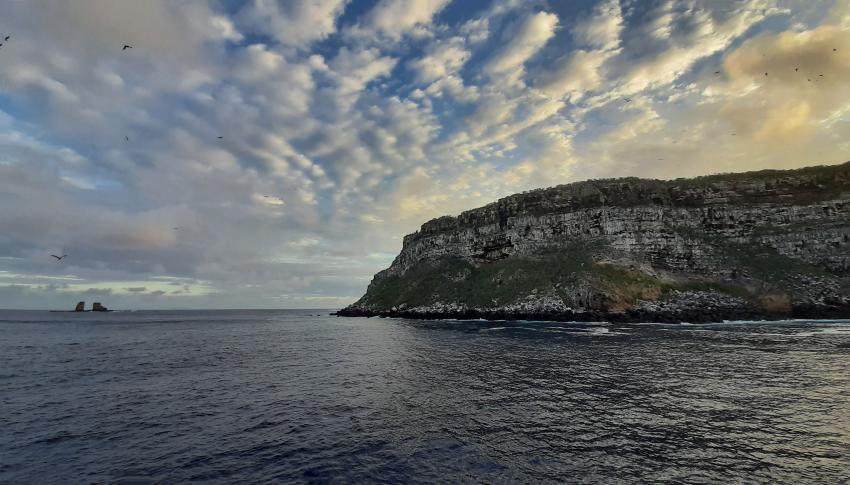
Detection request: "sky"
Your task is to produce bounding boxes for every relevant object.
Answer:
[0,0,848,310]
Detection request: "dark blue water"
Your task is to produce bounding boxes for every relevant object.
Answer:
[1,310,849,484]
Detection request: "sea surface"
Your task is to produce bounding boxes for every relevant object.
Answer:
[1,310,849,484]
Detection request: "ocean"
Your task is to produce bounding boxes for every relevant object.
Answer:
[1,310,849,483]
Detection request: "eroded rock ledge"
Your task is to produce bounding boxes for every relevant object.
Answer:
[340,162,850,323]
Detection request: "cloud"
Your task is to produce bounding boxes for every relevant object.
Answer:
[408,37,470,84]
[715,23,850,147]
[538,48,612,100]
[644,0,676,40]
[572,15,850,181]
[237,0,348,47]
[0,1,240,61]
[537,0,623,100]
[329,47,398,97]
[574,0,623,50]
[351,0,450,40]
[615,0,786,95]
[0,1,846,309]
[484,11,559,79]
[460,17,490,44]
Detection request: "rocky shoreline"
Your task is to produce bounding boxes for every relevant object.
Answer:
[335,300,850,324]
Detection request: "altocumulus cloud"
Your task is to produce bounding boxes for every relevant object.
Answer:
[0,0,848,309]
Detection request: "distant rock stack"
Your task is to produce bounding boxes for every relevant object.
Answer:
[74,301,85,312]
[92,302,108,312]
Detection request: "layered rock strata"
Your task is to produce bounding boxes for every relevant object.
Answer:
[339,162,850,322]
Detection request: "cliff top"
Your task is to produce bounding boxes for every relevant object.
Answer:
[409,161,850,243]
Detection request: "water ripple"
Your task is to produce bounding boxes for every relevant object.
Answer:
[1,311,849,483]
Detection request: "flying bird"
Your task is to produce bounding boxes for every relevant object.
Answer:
[4,35,8,41]
[125,135,129,142]
[623,97,632,103]
[51,254,67,261]
[122,44,132,50]
[217,136,223,139]
[764,72,768,76]
[714,71,720,74]
[794,67,798,72]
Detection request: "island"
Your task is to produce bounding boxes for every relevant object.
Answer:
[338,162,850,323]
[61,301,111,312]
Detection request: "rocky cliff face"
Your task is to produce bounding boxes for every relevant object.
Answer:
[340,162,850,322]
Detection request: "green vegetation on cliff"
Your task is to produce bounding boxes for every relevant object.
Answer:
[361,243,594,309]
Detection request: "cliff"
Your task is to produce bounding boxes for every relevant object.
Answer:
[340,162,850,323]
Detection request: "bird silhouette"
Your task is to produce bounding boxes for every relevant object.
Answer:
[3,35,8,41]
[794,67,798,72]
[122,44,132,50]
[623,97,632,103]
[764,72,768,76]
[714,71,720,74]
[819,74,824,77]
[51,254,67,261]
[217,136,223,139]
[125,135,129,142]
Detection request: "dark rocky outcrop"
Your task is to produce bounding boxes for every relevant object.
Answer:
[74,301,85,312]
[340,161,850,323]
[91,302,108,312]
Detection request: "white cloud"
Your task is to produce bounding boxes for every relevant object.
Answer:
[0,0,845,309]
[353,0,451,40]
[616,1,786,95]
[484,11,559,78]
[329,48,398,97]
[423,75,480,102]
[537,0,623,100]
[538,49,612,100]
[645,0,675,40]
[408,38,470,84]
[460,17,490,44]
[237,0,348,47]
[574,0,623,50]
